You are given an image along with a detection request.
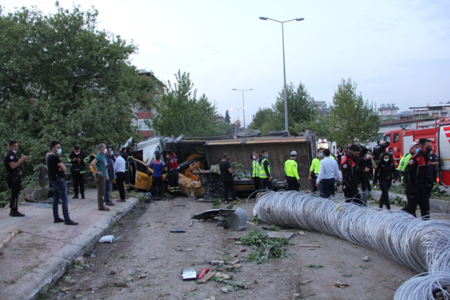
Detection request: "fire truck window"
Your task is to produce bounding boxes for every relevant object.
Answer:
[384,135,391,143]
[394,133,399,143]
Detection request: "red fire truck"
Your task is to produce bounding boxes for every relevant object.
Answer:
[383,118,450,186]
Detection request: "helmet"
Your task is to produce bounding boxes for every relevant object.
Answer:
[290,150,297,156]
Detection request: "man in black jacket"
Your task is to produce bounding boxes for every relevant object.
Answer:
[68,146,88,199]
[402,138,432,220]
[341,144,362,205]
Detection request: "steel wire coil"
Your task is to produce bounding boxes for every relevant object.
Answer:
[253,191,450,299]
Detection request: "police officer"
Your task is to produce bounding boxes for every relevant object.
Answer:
[3,140,28,217]
[251,151,261,191]
[285,151,300,191]
[402,138,432,220]
[397,142,419,183]
[68,146,88,199]
[259,149,272,190]
[309,148,323,192]
[341,144,362,205]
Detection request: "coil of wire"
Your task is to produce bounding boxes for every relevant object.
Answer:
[253,190,450,300]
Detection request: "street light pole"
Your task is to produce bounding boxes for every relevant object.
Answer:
[259,17,304,134]
[232,88,253,128]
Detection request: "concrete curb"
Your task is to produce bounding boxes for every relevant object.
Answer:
[370,190,450,214]
[1,198,140,300]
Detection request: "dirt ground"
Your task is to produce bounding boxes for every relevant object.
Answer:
[37,192,430,300]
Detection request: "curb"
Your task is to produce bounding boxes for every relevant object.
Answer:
[1,198,140,300]
[370,190,450,214]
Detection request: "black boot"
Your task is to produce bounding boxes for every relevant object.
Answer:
[11,209,25,217]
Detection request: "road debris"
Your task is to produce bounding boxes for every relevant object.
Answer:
[98,235,115,243]
[362,256,369,262]
[197,271,216,284]
[334,282,350,288]
[181,269,197,280]
[0,229,22,252]
[170,229,186,233]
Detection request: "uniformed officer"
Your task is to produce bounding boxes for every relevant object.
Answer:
[259,149,272,190]
[3,140,28,217]
[251,151,261,191]
[397,142,419,182]
[285,151,300,191]
[68,146,88,199]
[309,148,323,192]
[402,138,432,219]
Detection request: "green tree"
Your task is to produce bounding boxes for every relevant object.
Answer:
[328,79,381,146]
[291,114,331,138]
[224,110,231,124]
[153,71,219,137]
[0,4,159,188]
[272,82,316,134]
[248,108,276,135]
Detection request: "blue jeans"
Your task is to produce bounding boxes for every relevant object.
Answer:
[104,179,112,203]
[50,178,70,221]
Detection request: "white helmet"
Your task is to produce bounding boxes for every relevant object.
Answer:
[290,150,297,156]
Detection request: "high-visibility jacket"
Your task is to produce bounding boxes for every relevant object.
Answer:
[285,159,299,180]
[252,160,260,178]
[310,157,321,174]
[259,158,270,179]
[330,155,335,160]
[397,152,412,182]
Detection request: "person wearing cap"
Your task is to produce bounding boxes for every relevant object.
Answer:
[285,151,300,191]
[316,149,341,198]
[68,146,88,199]
[397,141,419,183]
[251,151,261,191]
[113,151,126,202]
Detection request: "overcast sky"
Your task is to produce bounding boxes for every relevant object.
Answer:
[2,0,449,127]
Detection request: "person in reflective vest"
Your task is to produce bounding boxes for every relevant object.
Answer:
[285,150,300,191]
[259,149,272,190]
[166,151,180,196]
[309,148,323,193]
[68,146,88,199]
[397,141,419,183]
[251,151,261,191]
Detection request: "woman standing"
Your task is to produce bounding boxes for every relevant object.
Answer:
[373,152,398,210]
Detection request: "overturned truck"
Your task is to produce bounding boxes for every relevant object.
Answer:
[160,133,316,198]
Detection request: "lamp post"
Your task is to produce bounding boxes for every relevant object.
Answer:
[259,16,304,134]
[232,88,253,128]
[231,106,244,135]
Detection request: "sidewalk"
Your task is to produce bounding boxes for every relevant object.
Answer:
[370,190,450,214]
[0,188,138,300]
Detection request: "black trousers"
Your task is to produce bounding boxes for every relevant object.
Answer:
[152,177,163,198]
[168,170,179,194]
[223,180,236,201]
[287,177,299,191]
[72,171,85,197]
[8,174,21,211]
[253,177,261,191]
[260,178,273,190]
[311,173,318,192]
[343,182,363,205]
[402,187,430,220]
[320,178,335,198]
[379,180,392,209]
[116,172,126,200]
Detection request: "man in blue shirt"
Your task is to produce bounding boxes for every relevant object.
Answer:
[90,144,110,211]
[150,152,165,200]
[316,149,342,198]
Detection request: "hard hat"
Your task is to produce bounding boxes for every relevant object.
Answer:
[290,151,297,156]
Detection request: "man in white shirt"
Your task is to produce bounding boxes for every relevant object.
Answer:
[316,149,342,198]
[113,152,126,202]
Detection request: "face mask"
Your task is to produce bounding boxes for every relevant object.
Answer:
[265,154,268,158]
[319,153,323,157]
[12,150,17,154]
[430,151,433,154]
[383,158,389,162]
[110,151,114,156]
[426,146,432,154]
[365,154,370,159]
[252,155,256,159]
[388,152,393,155]
[415,148,420,154]
[103,149,107,154]
[57,148,62,155]
[74,151,80,155]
